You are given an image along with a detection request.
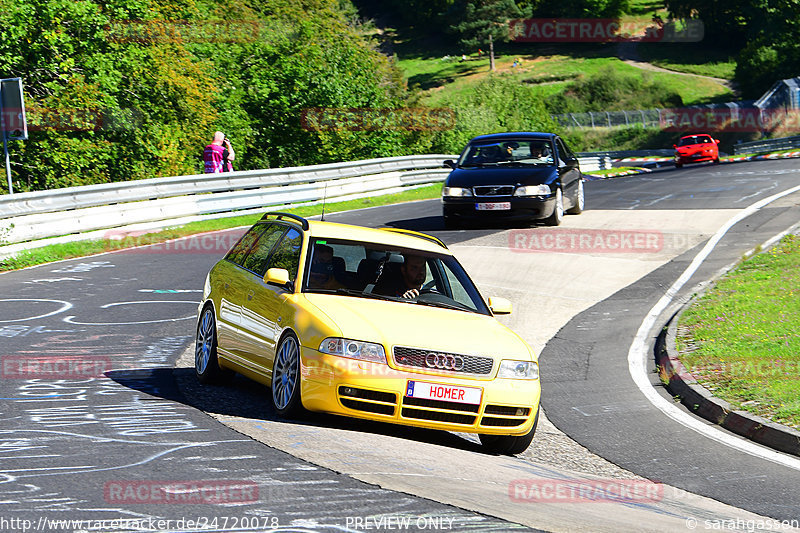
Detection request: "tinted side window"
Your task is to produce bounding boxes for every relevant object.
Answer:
[226,224,267,267]
[241,225,285,275]
[558,138,576,160]
[556,139,570,164]
[267,228,303,282]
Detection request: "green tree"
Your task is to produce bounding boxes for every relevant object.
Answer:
[451,0,524,70]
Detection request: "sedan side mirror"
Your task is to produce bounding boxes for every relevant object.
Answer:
[715,139,720,144]
[672,144,677,149]
[488,296,512,315]
[443,159,456,169]
[264,268,292,291]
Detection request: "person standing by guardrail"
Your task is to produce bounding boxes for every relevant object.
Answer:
[203,131,235,173]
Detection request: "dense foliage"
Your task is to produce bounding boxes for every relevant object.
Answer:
[665,0,800,98]
[429,75,558,154]
[0,0,425,192]
[545,67,683,113]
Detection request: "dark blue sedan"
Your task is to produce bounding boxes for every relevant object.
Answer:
[441,132,584,228]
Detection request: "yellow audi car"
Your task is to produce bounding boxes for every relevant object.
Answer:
[195,212,540,454]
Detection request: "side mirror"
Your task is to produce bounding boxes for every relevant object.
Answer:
[488,296,512,315]
[443,159,456,169]
[672,144,677,149]
[566,157,579,169]
[715,139,720,144]
[264,268,291,290]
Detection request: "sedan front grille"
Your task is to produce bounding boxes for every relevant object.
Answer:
[393,346,494,376]
[473,185,514,197]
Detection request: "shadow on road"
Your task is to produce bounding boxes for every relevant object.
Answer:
[107,365,490,455]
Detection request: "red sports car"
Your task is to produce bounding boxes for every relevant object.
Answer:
[673,134,720,168]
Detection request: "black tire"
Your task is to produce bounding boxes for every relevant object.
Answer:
[675,162,683,168]
[543,188,564,226]
[713,157,720,164]
[566,179,584,215]
[195,305,229,384]
[479,409,539,455]
[271,332,304,418]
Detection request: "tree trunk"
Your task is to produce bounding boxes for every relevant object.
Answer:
[489,34,495,71]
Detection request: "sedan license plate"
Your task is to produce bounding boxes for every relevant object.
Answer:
[406,380,482,405]
[475,202,511,211]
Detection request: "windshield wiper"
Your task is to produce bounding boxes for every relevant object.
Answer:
[308,288,396,301]
[412,298,474,312]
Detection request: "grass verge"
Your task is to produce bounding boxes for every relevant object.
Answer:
[0,184,444,272]
[676,234,800,430]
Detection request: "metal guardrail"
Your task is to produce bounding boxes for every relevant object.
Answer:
[733,135,800,155]
[577,150,673,160]
[0,156,456,246]
[0,153,611,249]
[0,155,453,219]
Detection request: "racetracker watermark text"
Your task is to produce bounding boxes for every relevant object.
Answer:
[104,480,259,504]
[509,18,703,43]
[509,479,663,503]
[508,229,664,253]
[301,107,455,132]
[2,355,112,379]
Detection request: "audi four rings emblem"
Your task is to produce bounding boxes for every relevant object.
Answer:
[425,352,464,370]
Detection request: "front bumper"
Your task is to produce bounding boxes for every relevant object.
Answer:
[299,347,540,436]
[676,152,716,164]
[442,195,555,221]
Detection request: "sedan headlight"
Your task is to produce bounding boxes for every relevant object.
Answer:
[442,186,473,197]
[514,185,551,197]
[319,338,387,364]
[498,360,539,380]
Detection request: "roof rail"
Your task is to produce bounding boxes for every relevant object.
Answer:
[260,212,309,230]
[379,227,448,249]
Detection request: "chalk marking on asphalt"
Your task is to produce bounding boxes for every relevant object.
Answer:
[628,183,800,471]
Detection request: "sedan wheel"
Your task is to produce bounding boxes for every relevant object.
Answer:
[272,333,304,417]
[195,306,228,384]
[479,409,539,455]
[566,179,584,215]
[543,188,564,226]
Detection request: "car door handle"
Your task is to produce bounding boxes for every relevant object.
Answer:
[247,290,254,301]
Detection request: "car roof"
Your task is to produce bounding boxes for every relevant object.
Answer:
[259,214,449,254]
[467,132,556,143]
[679,133,713,139]
[306,221,448,253]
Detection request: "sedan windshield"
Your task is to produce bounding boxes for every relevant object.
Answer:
[303,238,491,315]
[679,135,713,146]
[457,139,554,167]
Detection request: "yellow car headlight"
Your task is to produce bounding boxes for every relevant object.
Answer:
[498,360,539,380]
[319,338,387,364]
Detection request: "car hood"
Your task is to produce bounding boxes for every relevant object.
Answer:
[676,144,715,153]
[302,294,534,361]
[445,166,558,187]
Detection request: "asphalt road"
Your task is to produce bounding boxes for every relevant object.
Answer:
[1,158,799,532]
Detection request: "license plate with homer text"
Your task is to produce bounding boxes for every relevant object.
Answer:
[406,381,482,405]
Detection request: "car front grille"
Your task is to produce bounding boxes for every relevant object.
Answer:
[401,407,476,425]
[473,185,514,197]
[392,346,494,376]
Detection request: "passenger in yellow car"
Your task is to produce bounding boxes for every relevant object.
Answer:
[374,254,426,299]
[307,244,343,290]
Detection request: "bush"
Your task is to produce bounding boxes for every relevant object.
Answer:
[545,67,683,114]
[430,75,559,154]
